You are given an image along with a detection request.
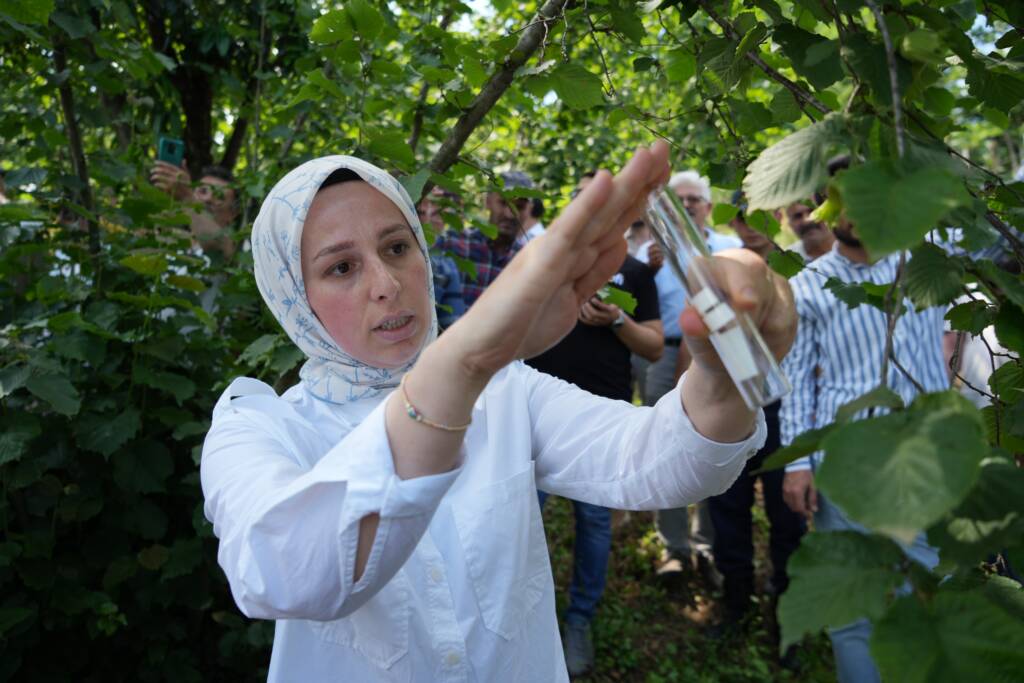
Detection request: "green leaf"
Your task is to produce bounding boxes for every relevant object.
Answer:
[346,0,384,41]
[309,9,353,44]
[754,424,834,473]
[904,243,965,310]
[945,300,996,335]
[51,11,94,39]
[835,163,969,259]
[166,274,207,292]
[400,168,431,205]
[994,303,1024,355]
[0,364,30,398]
[0,0,54,25]
[133,498,168,540]
[966,65,1024,114]
[75,409,142,458]
[367,132,414,169]
[818,391,988,544]
[927,455,1024,569]
[746,209,780,238]
[133,365,196,404]
[772,24,844,90]
[834,385,904,423]
[0,607,36,636]
[610,7,645,43]
[767,250,805,278]
[711,203,739,226]
[161,538,203,580]
[0,415,41,466]
[26,372,81,416]
[779,531,905,649]
[743,114,846,211]
[842,33,913,107]
[770,89,803,124]
[871,590,1024,683]
[120,252,169,277]
[922,87,956,117]
[824,277,889,311]
[664,49,695,83]
[113,441,173,494]
[597,284,638,316]
[551,63,605,110]
[238,334,278,367]
[988,362,1024,404]
[137,544,170,571]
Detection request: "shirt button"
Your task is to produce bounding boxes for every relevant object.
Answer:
[445,652,461,666]
[430,567,443,583]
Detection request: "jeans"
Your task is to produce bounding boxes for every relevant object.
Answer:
[814,493,939,683]
[708,402,805,608]
[538,492,611,625]
[645,345,715,561]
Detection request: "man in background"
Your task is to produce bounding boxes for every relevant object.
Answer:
[434,171,531,306]
[785,200,834,262]
[706,192,806,643]
[638,170,741,591]
[417,186,467,329]
[150,159,239,258]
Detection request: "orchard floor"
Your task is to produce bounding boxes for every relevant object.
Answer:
[541,495,835,683]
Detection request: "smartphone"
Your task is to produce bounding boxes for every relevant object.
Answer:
[157,136,185,167]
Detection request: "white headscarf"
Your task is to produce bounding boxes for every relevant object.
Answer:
[251,156,438,404]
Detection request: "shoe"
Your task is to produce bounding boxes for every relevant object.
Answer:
[563,620,595,678]
[695,552,723,591]
[655,552,691,592]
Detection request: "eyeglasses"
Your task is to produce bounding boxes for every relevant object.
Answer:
[675,194,707,205]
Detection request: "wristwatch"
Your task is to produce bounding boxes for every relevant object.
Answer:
[610,310,626,329]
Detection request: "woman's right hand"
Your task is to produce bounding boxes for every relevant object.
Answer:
[446,141,670,378]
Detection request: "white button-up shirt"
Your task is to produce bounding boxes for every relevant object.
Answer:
[202,362,765,682]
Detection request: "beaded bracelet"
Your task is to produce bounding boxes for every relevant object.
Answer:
[399,374,472,432]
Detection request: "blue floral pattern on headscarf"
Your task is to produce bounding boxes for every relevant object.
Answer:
[251,156,438,404]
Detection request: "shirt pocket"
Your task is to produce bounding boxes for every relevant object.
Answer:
[451,462,550,640]
[308,570,411,670]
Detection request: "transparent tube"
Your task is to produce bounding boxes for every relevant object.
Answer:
[643,188,791,410]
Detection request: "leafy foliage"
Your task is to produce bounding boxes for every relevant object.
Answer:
[1,0,1023,679]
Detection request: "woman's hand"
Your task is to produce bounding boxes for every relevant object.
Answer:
[447,141,670,377]
[150,160,192,201]
[677,248,797,442]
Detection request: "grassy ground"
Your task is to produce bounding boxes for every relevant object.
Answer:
[541,495,835,682]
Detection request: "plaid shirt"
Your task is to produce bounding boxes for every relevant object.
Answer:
[433,230,522,306]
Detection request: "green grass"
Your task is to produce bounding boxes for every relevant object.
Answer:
[541,497,834,682]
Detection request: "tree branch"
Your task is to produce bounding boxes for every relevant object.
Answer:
[880,252,907,387]
[865,0,905,157]
[427,0,570,176]
[220,116,249,170]
[53,40,99,257]
[409,10,455,154]
[694,0,831,116]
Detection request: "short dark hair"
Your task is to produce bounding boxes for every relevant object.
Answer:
[318,168,361,192]
[826,154,851,177]
[531,197,544,219]
[815,155,853,205]
[200,165,235,185]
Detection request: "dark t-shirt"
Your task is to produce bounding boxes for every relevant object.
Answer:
[527,255,660,401]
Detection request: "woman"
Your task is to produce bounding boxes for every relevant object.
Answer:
[201,142,796,681]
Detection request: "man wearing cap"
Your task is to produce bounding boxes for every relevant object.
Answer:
[434,171,532,307]
[636,170,742,590]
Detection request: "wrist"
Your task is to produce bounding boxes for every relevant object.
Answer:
[609,310,626,329]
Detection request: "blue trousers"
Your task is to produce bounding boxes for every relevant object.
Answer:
[814,493,939,683]
[538,492,611,625]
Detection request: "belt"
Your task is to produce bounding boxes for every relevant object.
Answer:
[665,337,683,347]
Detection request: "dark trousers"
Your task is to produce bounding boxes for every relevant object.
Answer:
[708,401,805,613]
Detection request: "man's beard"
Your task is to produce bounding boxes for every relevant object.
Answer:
[833,225,861,248]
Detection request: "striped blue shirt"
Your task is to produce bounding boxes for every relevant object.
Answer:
[781,242,952,471]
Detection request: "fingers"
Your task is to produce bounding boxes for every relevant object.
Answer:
[573,239,628,302]
[807,482,818,515]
